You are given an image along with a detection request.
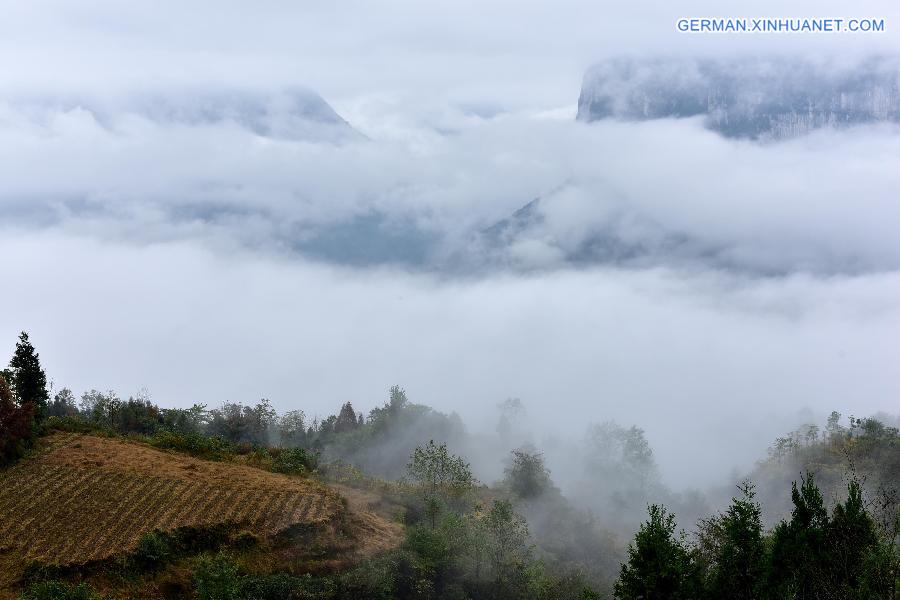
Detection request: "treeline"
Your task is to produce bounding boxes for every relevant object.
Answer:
[611,412,900,599]
[6,331,900,598]
[614,474,899,599]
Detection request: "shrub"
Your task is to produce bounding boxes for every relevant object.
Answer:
[194,555,244,600]
[21,581,102,600]
[148,430,235,460]
[41,415,109,436]
[133,530,172,570]
[271,447,317,475]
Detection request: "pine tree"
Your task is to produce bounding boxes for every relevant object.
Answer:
[767,473,829,599]
[334,401,360,433]
[614,504,699,599]
[825,480,878,594]
[9,332,49,421]
[707,481,765,599]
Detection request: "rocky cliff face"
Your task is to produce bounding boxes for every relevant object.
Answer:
[577,58,900,138]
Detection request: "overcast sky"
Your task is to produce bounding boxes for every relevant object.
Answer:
[1,1,899,486]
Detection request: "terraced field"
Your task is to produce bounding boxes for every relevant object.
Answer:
[0,433,347,590]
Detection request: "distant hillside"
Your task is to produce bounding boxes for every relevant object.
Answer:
[577,57,900,139]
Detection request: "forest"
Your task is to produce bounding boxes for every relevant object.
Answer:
[1,330,898,599]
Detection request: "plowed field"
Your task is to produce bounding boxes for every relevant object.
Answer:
[0,433,346,590]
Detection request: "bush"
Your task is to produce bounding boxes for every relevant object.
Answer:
[193,555,314,600]
[148,430,235,460]
[41,415,109,436]
[21,581,102,600]
[194,555,244,600]
[271,447,317,475]
[133,530,172,570]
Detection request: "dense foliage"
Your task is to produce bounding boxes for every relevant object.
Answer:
[615,474,899,599]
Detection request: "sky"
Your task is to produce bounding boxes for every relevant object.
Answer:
[1,1,899,486]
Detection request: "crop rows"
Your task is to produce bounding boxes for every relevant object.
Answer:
[0,440,338,567]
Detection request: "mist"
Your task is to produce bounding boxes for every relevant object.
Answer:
[2,0,899,494]
[2,230,897,489]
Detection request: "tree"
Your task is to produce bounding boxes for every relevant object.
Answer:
[826,410,844,439]
[48,388,78,418]
[208,400,275,445]
[407,440,474,528]
[825,480,878,595]
[8,332,49,421]
[614,504,698,599]
[767,473,829,599]
[480,499,531,591]
[335,401,361,433]
[79,389,122,427]
[0,374,34,463]
[705,481,765,599]
[503,448,552,499]
[496,398,525,441]
[277,410,307,446]
[585,422,658,491]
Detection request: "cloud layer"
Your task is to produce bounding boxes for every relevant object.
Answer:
[1,1,899,486]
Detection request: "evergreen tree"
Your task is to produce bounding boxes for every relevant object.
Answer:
[767,473,829,599]
[825,480,878,595]
[614,504,698,599]
[706,481,765,599]
[334,401,360,433]
[8,332,49,421]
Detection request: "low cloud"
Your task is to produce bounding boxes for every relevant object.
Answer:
[2,94,900,276]
[1,231,898,487]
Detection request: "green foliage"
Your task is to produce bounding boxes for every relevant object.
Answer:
[20,581,103,600]
[613,504,698,599]
[270,446,317,475]
[335,401,361,434]
[404,522,457,588]
[504,448,552,499]
[407,440,475,528]
[47,388,78,418]
[194,555,244,600]
[479,499,532,590]
[704,481,765,599]
[207,400,276,446]
[827,480,878,594]
[767,473,832,598]
[134,530,172,570]
[147,429,236,460]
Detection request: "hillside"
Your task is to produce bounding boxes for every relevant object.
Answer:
[0,432,402,598]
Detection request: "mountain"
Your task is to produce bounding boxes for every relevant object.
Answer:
[131,87,361,142]
[15,87,361,143]
[577,57,900,139]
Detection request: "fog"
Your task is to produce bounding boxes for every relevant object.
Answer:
[2,1,899,491]
[2,231,898,488]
